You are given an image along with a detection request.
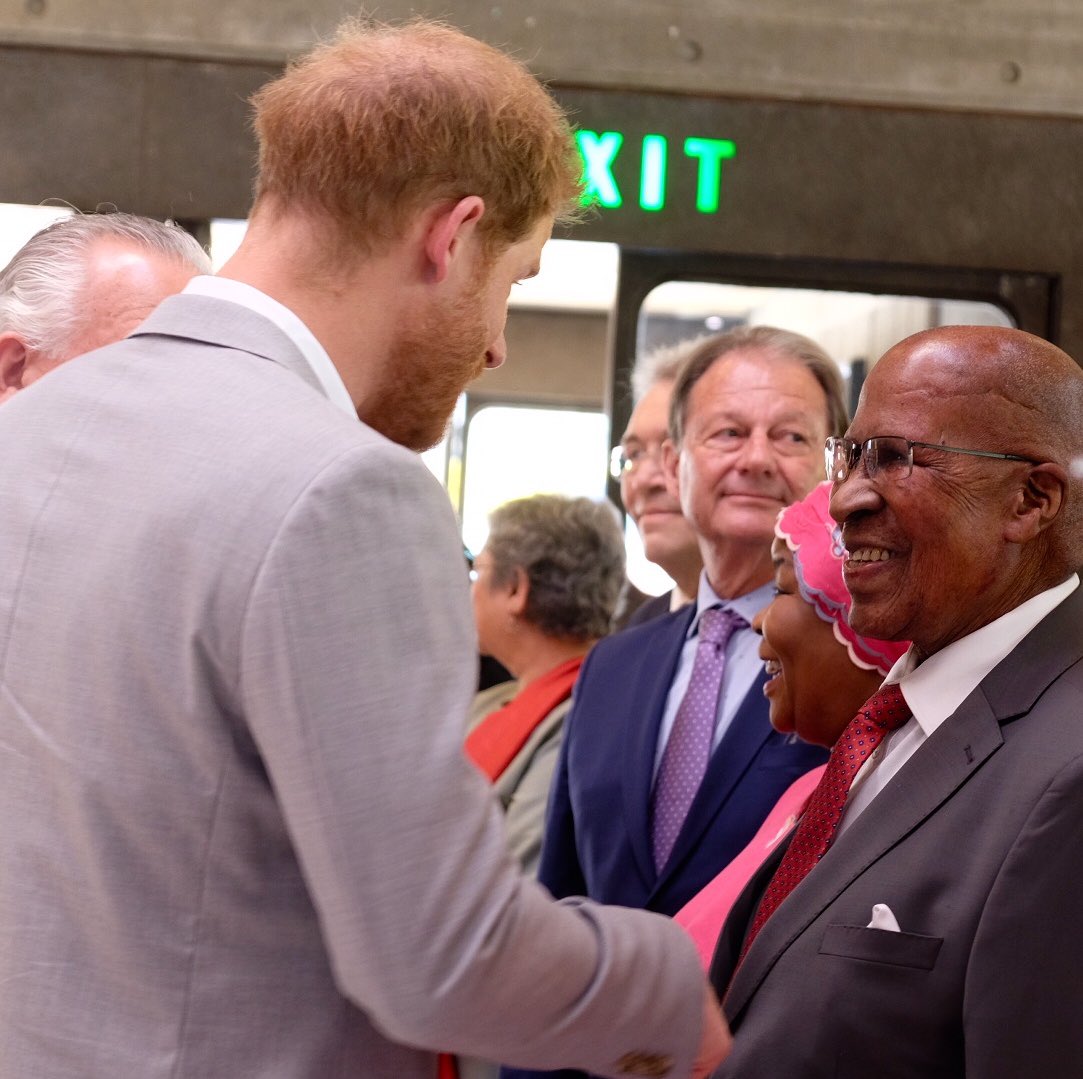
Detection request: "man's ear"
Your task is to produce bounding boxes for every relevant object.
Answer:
[423,196,486,284]
[1003,462,1068,544]
[661,437,682,502]
[0,333,29,403]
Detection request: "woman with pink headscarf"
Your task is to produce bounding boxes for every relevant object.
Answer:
[675,482,909,968]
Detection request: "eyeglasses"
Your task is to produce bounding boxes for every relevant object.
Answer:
[609,442,665,480]
[825,435,1037,484]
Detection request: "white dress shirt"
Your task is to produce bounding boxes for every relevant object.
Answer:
[837,573,1080,836]
[652,572,773,780]
[183,276,356,418]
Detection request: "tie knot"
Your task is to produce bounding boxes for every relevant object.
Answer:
[698,606,745,648]
[860,682,910,731]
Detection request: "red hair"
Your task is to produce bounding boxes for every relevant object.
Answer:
[251,18,581,255]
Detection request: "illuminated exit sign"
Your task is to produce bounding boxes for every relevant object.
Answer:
[576,130,737,214]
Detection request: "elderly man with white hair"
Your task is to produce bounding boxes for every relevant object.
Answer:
[0,212,210,402]
[612,339,707,628]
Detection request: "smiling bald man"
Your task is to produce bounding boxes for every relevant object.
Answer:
[711,325,1083,1079]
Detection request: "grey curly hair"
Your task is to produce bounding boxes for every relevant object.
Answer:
[485,494,626,641]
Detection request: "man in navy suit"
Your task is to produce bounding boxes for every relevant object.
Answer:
[502,325,848,1079]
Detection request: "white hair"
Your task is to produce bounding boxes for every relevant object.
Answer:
[629,333,717,402]
[0,212,211,356]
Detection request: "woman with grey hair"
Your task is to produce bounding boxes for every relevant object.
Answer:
[465,493,625,876]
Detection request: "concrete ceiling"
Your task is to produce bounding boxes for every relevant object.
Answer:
[3,0,1083,118]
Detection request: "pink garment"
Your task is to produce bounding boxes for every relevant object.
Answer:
[775,482,909,676]
[674,765,826,969]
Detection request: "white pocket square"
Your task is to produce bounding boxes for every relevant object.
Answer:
[866,903,901,932]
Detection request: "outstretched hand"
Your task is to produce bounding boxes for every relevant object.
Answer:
[690,985,731,1078]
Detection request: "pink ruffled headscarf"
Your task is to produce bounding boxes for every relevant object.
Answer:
[775,481,910,676]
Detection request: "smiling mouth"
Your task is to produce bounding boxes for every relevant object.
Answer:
[847,547,894,563]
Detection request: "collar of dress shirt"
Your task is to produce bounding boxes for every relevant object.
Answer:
[669,585,693,613]
[888,573,1080,739]
[182,276,356,418]
[688,570,774,638]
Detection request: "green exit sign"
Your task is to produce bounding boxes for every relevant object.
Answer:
[576,130,737,214]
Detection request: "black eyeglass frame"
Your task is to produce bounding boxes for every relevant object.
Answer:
[825,435,1039,483]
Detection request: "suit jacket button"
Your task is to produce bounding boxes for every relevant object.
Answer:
[615,1050,673,1077]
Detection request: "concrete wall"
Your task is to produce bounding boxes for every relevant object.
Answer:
[3,2,1083,356]
[474,309,609,407]
[4,1,1082,117]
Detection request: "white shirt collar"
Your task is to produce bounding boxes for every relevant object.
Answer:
[688,570,773,638]
[889,574,1079,738]
[182,276,356,418]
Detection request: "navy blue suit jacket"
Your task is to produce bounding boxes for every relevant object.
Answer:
[503,606,826,1079]
[537,604,827,916]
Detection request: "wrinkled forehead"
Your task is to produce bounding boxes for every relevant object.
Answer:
[850,340,1000,441]
[690,350,829,425]
[623,380,673,443]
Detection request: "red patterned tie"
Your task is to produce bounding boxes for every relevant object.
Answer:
[738,683,910,961]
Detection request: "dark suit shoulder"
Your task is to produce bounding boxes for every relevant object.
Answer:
[620,591,674,630]
[586,604,693,667]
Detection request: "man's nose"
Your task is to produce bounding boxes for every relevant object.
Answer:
[736,429,775,471]
[484,330,507,370]
[639,445,668,481]
[829,464,879,523]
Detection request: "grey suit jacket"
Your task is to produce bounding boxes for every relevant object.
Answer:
[0,294,705,1079]
[710,583,1083,1078]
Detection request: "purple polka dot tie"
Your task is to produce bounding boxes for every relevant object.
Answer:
[738,682,910,962]
[651,607,746,872]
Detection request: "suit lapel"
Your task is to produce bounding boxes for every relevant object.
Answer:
[724,684,1003,1022]
[653,671,772,894]
[725,584,1083,1023]
[980,584,1083,719]
[622,607,698,887]
[131,294,326,398]
[710,829,792,998]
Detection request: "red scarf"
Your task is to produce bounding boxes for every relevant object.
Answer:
[464,656,584,781]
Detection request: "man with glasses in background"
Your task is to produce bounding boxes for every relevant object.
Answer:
[610,340,705,629]
[711,325,1083,1077]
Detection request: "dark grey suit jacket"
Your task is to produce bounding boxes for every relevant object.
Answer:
[0,294,706,1079]
[710,582,1083,1078]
